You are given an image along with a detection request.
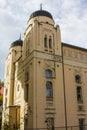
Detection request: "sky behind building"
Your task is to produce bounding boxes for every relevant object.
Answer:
[0,0,87,80]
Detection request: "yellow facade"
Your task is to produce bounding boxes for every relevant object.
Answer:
[2,9,87,130]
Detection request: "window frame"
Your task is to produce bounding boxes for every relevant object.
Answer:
[49,36,52,49]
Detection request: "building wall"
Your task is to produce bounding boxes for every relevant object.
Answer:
[63,45,87,126]
[2,10,87,130]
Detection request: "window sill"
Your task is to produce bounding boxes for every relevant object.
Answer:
[77,101,83,104]
[44,48,48,51]
[46,97,53,101]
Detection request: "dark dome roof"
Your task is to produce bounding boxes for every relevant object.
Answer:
[29,10,53,20]
[10,39,23,48]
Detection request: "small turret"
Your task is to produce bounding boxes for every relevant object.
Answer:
[10,39,23,48]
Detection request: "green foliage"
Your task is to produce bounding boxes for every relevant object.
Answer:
[0,80,4,87]
[2,114,12,130]
[2,113,20,130]
[3,122,11,130]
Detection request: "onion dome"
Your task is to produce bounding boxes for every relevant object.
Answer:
[29,10,53,20]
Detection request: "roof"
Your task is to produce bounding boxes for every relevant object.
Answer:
[62,42,87,52]
[10,39,23,48]
[29,10,53,20]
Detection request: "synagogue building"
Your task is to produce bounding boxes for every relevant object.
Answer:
[2,9,87,130]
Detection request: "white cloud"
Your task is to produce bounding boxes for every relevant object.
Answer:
[53,0,87,47]
[0,0,87,80]
[0,0,7,8]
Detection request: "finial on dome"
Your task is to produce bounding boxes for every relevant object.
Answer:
[40,3,42,10]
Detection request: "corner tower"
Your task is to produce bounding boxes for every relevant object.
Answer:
[3,39,23,106]
[22,9,65,129]
[2,39,23,129]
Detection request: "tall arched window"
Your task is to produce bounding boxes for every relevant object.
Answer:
[46,81,53,98]
[44,35,47,48]
[49,36,52,49]
[45,69,52,78]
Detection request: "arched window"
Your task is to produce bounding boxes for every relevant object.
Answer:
[45,69,52,78]
[46,81,53,98]
[49,36,52,49]
[44,35,47,48]
[75,75,81,83]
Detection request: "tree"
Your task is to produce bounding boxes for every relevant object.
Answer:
[0,80,4,87]
[2,114,12,130]
[2,112,20,130]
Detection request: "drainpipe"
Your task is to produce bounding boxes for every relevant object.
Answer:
[61,43,67,130]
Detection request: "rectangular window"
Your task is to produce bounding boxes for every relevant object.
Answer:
[77,86,83,103]
[79,118,85,130]
[46,81,53,98]
[25,84,29,102]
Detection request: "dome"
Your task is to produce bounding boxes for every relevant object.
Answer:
[29,10,53,20]
[10,39,23,48]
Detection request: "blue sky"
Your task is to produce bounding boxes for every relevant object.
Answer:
[0,0,87,80]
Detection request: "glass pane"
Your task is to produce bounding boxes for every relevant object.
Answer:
[79,119,85,130]
[77,87,83,103]
[25,84,29,102]
[45,70,52,78]
[46,82,53,98]
[49,38,52,49]
[75,75,81,83]
[44,36,47,48]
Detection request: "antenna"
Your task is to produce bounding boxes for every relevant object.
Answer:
[40,3,42,10]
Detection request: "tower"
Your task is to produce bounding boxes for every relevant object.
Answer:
[22,9,65,129]
[2,39,23,129]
